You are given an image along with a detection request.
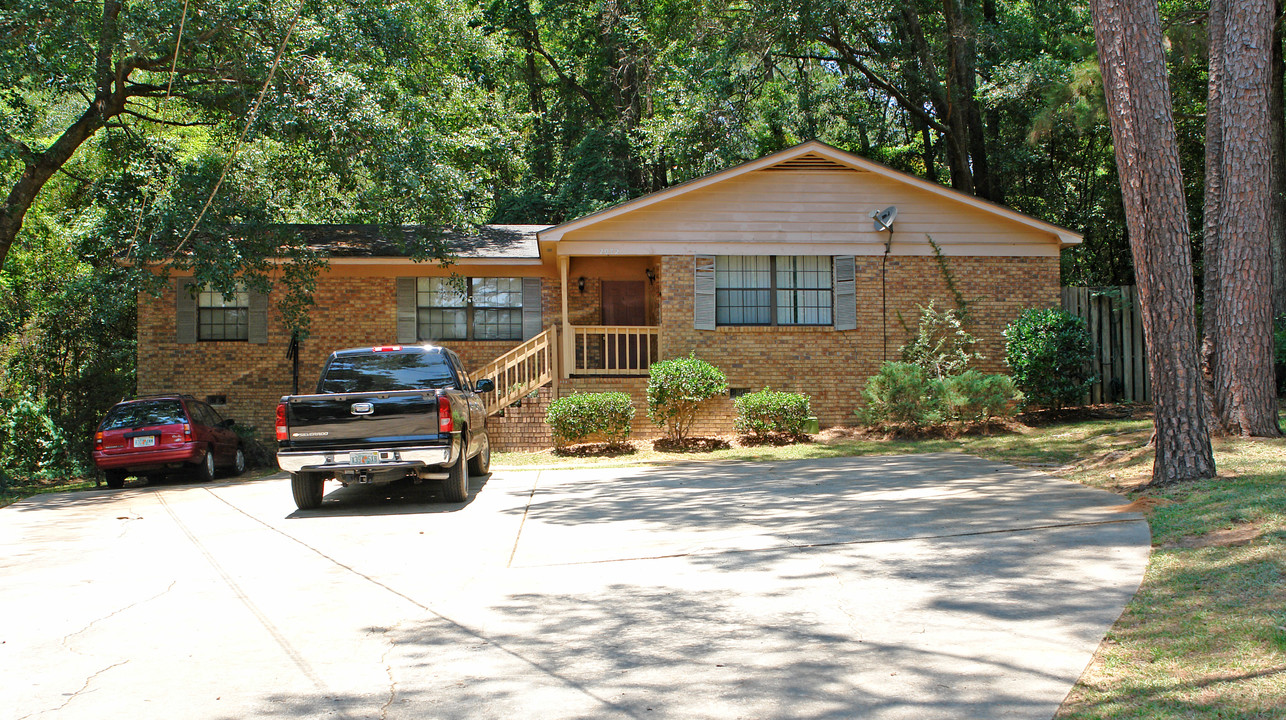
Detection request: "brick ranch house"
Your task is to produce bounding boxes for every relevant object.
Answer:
[137,141,1081,450]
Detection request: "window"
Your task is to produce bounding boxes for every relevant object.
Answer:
[198,284,249,341]
[416,277,523,341]
[318,352,457,393]
[715,256,832,326]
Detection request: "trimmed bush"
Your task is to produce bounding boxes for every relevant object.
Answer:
[856,362,946,427]
[545,392,635,447]
[943,370,1020,422]
[734,388,812,438]
[1004,308,1095,409]
[647,354,728,441]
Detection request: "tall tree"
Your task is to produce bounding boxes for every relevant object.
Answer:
[1,0,513,278]
[1269,1,1286,318]
[1203,0,1281,436]
[1088,0,1216,482]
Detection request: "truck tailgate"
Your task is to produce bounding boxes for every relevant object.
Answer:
[283,391,441,448]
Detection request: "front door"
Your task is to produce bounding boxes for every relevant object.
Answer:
[601,281,646,325]
[601,281,646,370]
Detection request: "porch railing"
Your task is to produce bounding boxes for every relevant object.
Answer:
[475,325,557,416]
[571,326,660,376]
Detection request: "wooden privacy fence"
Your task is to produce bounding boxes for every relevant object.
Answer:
[1060,286,1151,403]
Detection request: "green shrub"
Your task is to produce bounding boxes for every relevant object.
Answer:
[646,354,728,441]
[734,388,812,438]
[856,362,946,427]
[899,301,981,378]
[544,392,635,446]
[0,395,78,486]
[943,370,1020,422]
[1004,308,1095,409]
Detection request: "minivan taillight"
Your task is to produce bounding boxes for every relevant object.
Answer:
[276,403,289,442]
[438,397,453,433]
[94,431,103,451]
[183,423,192,441]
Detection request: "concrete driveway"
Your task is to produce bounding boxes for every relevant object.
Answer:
[1,453,1150,720]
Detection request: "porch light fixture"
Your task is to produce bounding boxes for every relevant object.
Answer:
[645,268,656,285]
[578,276,586,293]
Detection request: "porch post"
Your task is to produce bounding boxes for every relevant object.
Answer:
[559,255,572,379]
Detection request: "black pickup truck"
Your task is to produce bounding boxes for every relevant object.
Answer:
[275,344,494,510]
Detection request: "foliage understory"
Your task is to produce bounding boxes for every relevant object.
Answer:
[5,406,1285,718]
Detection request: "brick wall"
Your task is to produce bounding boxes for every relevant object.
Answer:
[658,254,1060,429]
[138,253,1058,451]
[488,386,555,451]
[137,276,546,443]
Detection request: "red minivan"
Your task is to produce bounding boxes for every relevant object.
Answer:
[93,395,245,488]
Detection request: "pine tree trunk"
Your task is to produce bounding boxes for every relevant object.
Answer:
[1209,0,1282,436]
[1202,0,1227,433]
[1270,1,1286,319]
[1088,0,1217,482]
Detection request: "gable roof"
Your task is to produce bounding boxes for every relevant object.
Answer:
[538,141,1082,248]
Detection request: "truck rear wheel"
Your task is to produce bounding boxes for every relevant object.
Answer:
[467,433,491,476]
[441,455,469,503]
[292,472,324,510]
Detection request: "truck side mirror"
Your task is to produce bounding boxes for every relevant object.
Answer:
[475,378,495,393]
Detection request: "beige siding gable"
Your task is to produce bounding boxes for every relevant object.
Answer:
[559,168,1061,257]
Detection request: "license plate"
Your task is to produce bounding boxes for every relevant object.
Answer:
[349,451,379,466]
[133,436,156,448]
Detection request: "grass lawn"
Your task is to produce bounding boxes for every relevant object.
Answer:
[496,410,1286,719]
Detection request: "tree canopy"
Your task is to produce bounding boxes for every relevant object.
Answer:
[1,0,1278,472]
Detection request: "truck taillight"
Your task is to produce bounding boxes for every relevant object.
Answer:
[94,431,103,451]
[438,397,454,433]
[276,403,289,441]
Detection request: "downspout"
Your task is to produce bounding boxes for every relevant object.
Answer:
[286,330,301,394]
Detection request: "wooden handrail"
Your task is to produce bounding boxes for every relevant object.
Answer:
[571,325,660,376]
[474,325,557,415]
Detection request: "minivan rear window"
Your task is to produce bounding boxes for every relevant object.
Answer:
[318,352,456,394]
[101,400,188,430]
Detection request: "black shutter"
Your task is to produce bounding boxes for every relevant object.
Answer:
[522,277,543,339]
[693,255,716,330]
[833,256,856,331]
[176,279,197,344]
[396,278,418,343]
[248,290,269,344]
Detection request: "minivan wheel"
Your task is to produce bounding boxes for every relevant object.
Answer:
[292,472,324,510]
[195,450,216,482]
[231,447,246,476]
[104,470,126,489]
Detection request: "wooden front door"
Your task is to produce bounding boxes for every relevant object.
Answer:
[601,281,646,369]
[601,281,646,325]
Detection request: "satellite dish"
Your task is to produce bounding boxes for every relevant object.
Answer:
[871,206,898,232]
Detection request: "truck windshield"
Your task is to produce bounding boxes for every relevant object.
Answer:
[318,352,457,394]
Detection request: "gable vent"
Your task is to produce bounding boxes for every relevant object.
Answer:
[763,154,862,173]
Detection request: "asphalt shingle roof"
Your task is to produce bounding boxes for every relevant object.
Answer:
[287,224,548,259]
